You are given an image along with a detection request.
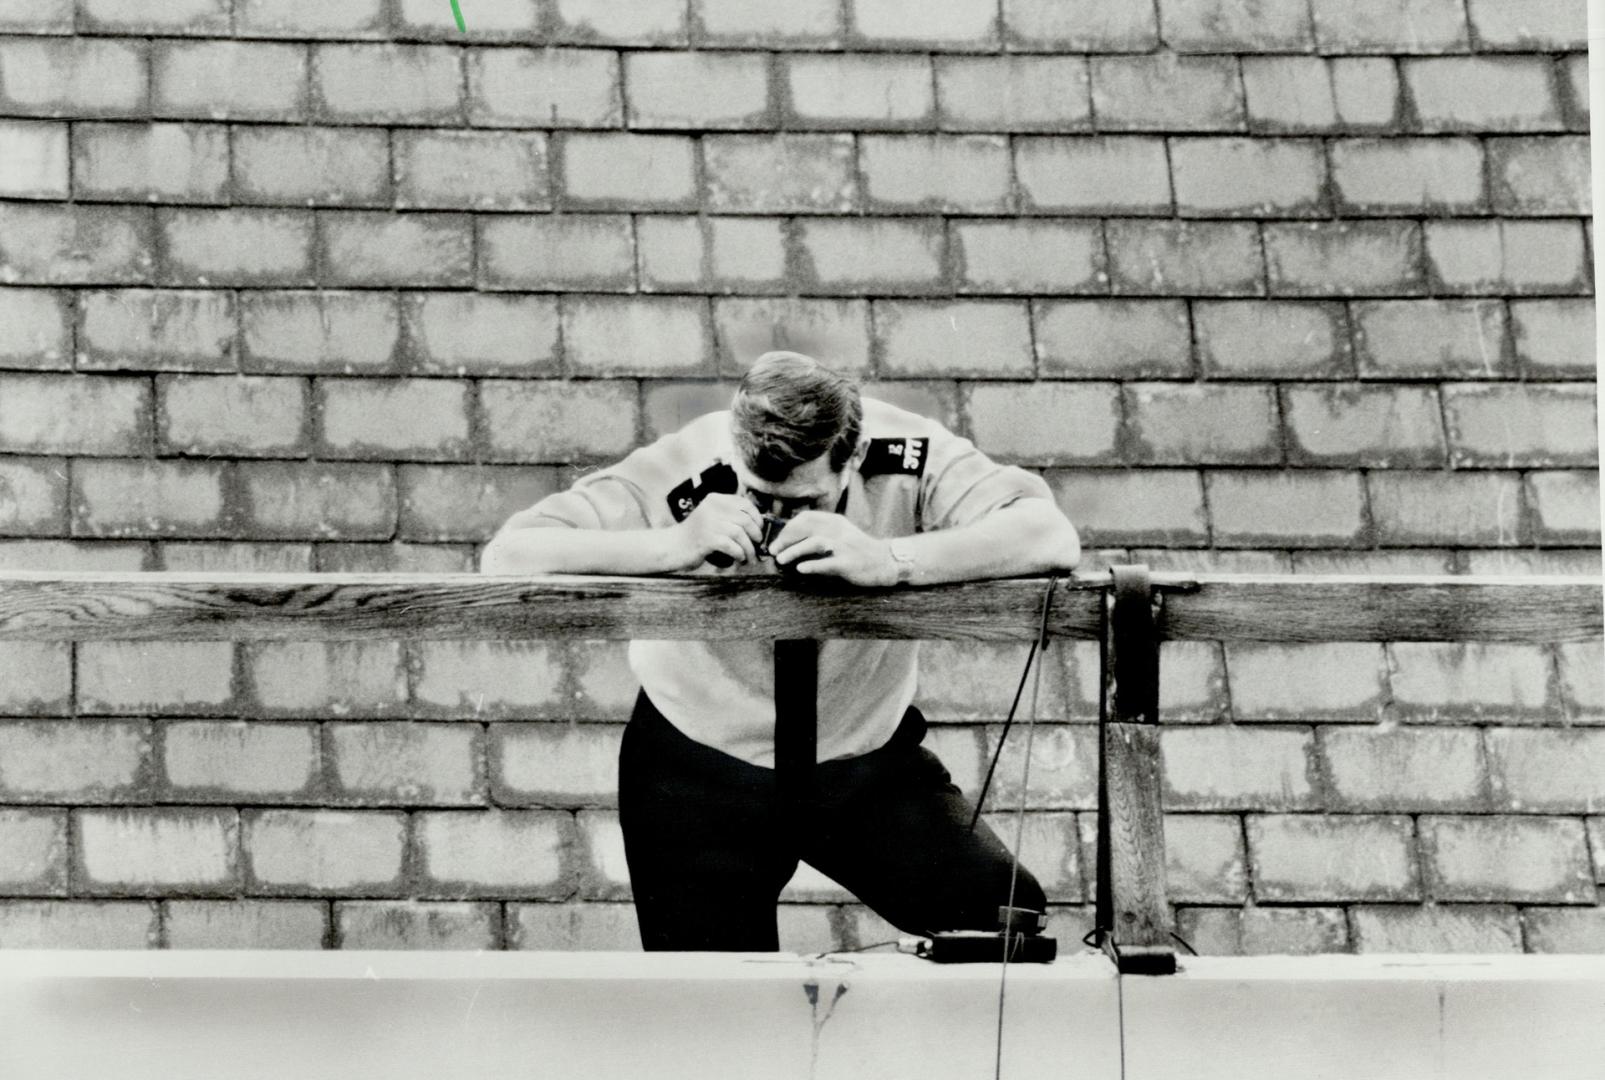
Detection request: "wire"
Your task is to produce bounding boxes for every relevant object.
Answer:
[967,576,1058,833]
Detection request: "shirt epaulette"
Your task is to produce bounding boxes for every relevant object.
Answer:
[665,461,738,522]
[859,437,928,478]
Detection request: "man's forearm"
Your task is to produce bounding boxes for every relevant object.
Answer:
[897,500,1081,586]
[480,526,686,576]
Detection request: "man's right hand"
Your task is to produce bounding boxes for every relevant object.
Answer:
[669,494,764,569]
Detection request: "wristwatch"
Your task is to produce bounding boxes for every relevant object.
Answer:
[887,539,916,586]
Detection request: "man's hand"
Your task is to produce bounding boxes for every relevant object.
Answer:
[769,512,897,587]
[670,493,764,569]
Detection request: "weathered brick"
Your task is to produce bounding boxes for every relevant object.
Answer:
[1227,643,1388,722]
[638,216,791,293]
[979,726,1093,810]
[392,0,536,39]
[166,899,327,949]
[1194,301,1353,379]
[0,809,66,894]
[319,211,473,288]
[313,44,461,125]
[1424,816,1593,903]
[1352,299,1510,378]
[401,293,559,377]
[1462,549,1602,577]
[1525,908,1605,954]
[1136,549,1294,574]
[1593,817,1605,881]
[1390,642,1555,722]
[639,381,740,441]
[624,51,772,129]
[850,0,998,49]
[1351,905,1522,953]
[317,378,472,461]
[1562,54,1589,130]
[1159,0,1313,51]
[1091,54,1243,132]
[159,541,313,572]
[233,127,390,208]
[1265,221,1424,297]
[493,722,621,807]
[0,540,149,572]
[1164,815,1247,903]
[1467,0,1587,49]
[1208,471,1369,548]
[75,808,237,896]
[783,54,934,130]
[1329,58,1407,131]
[0,119,66,199]
[480,380,639,463]
[1290,548,1457,575]
[1443,384,1597,468]
[328,722,481,806]
[240,292,401,375]
[0,899,156,947]
[1283,385,1447,467]
[977,811,1080,900]
[72,121,227,206]
[511,900,639,950]
[1511,299,1595,378]
[1425,220,1591,295]
[1155,641,1230,724]
[160,208,314,287]
[0,0,72,31]
[478,214,634,292]
[1171,137,1326,218]
[318,542,473,574]
[467,47,622,129]
[561,296,712,377]
[916,641,1075,722]
[238,0,388,37]
[1003,0,1158,51]
[159,375,307,457]
[419,810,572,897]
[936,56,1090,132]
[557,132,696,210]
[78,289,235,374]
[1033,301,1190,379]
[1176,906,1348,955]
[1241,57,1337,132]
[77,640,233,715]
[244,809,406,895]
[574,809,633,899]
[153,40,306,121]
[923,727,982,795]
[245,640,407,717]
[1015,137,1169,215]
[861,381,962,430]
[965,382,1120,466]
[160,720,318,802]
[0,37,148,118]
[1527,471,1601,546]
[713,297,872,375]
[953,220,1104,296]
[565,640,636,720]
[1126,383,1280,465]
[0,641,70,716]
[394,130,549,212]
[694,0,841,44]
[411,641,566,718]
[336,900,499,950]
[1249,814,1419,901]
[1108,221,1262,296]
[81,0,227,32]
[1367,471,1525,547]
[1405,57,1564,133]
[1321,726,1486,812]
[1163,727,1317,811]
[72,460,231,538]
[797,218,947,296]
[1309,0,1468,52]
[0,457,66,535]
[702,133,855,215]
[551,0,687,45]
[873,300,1032,379]
[1330,138,1485,216]
[861,134,1013,214]
[237,461,397,540]
[401,465,561,545]
[0,204,155,285]
[1486,729,1605,813]
[1488,137,1591,216]
[0,288,70,370]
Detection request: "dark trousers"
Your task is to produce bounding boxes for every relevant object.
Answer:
[619,690,1047,951]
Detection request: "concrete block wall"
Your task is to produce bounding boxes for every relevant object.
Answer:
[0,0,1599,953]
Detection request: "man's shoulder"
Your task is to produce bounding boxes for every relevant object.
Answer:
[859,398,951,480]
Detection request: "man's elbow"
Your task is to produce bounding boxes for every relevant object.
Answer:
[1010,500,1081,571]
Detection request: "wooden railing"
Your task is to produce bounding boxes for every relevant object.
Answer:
[0,569,1600,973]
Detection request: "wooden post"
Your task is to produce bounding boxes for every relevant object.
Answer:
[1097,565,1177,975]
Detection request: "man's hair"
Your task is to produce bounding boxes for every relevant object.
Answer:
[731,351,863,482]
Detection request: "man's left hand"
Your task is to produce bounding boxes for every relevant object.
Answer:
[769,512,896,587]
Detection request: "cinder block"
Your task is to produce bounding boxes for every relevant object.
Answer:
[480,380,639,463]
[77,641,233,715]
[418,810,573,898]
[234,127,389,208]
[153,40,306,121]
[241,291,400,374]
[411,641,567,719]
[243,809,407,896]
[165,899,328,949]
[1091,54,1243,131]
[695,0,841,44]
[0,900,156,948]
[336,900,500,950]
[1165,815,1247,903]
[1163,726,1318,812]
[392,0,535,38]
[1320,726,1486,812]
[467,47,621,129]
[1443,383,1597,468]
[0,288,70,370]
[0,457,66,535]
[160,720,318,802]
[874,300,1032,379]
[0,37,148,118]
[551,0,687,45]
[245,641,407,718]
[237,461,397,540]
[1003,0,1158,51]
[977,811,1080,901]
[1241,57,1337,132]
[638,217,791,293]
[1405,57,1564,133]
[562,295,712,377]
[1159,0,1313,51]
[641,381,745,440]
[478,214,634,292]
[1525,908,1605,954]
[1331,138,1485,216]
[860,134,1013,214]
[395,130,549,211]
[1353,299,1510,377]
[1226,643,1387,722]
[965,382,1120,466]
[81,0,228,32]
[328,722,482,806]
[0,540,150,572]
[0,718,147,801]
[0,808,67,894]
[0,0,72,31]
[1309,0,1468,52]
[572,810,631,900]
[979,727,1097,813]
[1158,642,1230,723]
[1107,221,1263,296]
[1171,137,1326,218]
[1367,471,1525,547]
[72,460,231,539]
[319,211,473,288]
[1194,301,1353,379]
[1488,136,1591,216]
[1389,642,1555,723]
[1126,383,1280,465]
[402,293,560,376]
[159,542,313,572]
[953,220,1104,295]
[312,43,462,124]
[702,134,855,215]
[78,289,234,373]
[0,204,155,285]
[160,208,314,287]
[317,378,472,461]
[1527,471,1601,546]
[1016,136,1170,215]
[510,900,640,950]
[1422,816,1594,903]
[0,119,66,199]
[850,0,999,49]
[783,54,934,130]
[1207,471,1368,548]
[1425,220,1590,295]
[713,297,871,375]
[1248,814,1420,901]
[238,0,388,37]
[159,375,307,457]
[624,51,772,129]
[557,132,696,210]
[1283,384,1447,467]
[1467,0,1587,49]
[400,465,563,544]
[73,121,228,205]
[1264,221,1424,296]
[1176,906,1348,955]
[1511,299,1595,378]
[797,218,947,296]
[1351,905,1522,953]
[1035,301,1191,379]
[493,722,622,807]
[566,640,638,720]
[318,542,472,574]
[860,381,962,430]
[75,807,237,896]
[1486,728,1605,813]
[936,56,1090,132]
[915,640,1075,722]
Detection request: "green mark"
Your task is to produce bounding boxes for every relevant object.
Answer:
[450,0,466,31]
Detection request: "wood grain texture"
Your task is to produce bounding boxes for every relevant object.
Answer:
[1103,721,1174,952]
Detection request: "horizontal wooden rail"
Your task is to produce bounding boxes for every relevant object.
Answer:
[0,571,1597,643]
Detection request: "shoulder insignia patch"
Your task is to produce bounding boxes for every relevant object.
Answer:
[666,462,738,522]
[860,437,928,478]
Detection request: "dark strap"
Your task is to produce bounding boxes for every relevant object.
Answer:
[773,638,819,822]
